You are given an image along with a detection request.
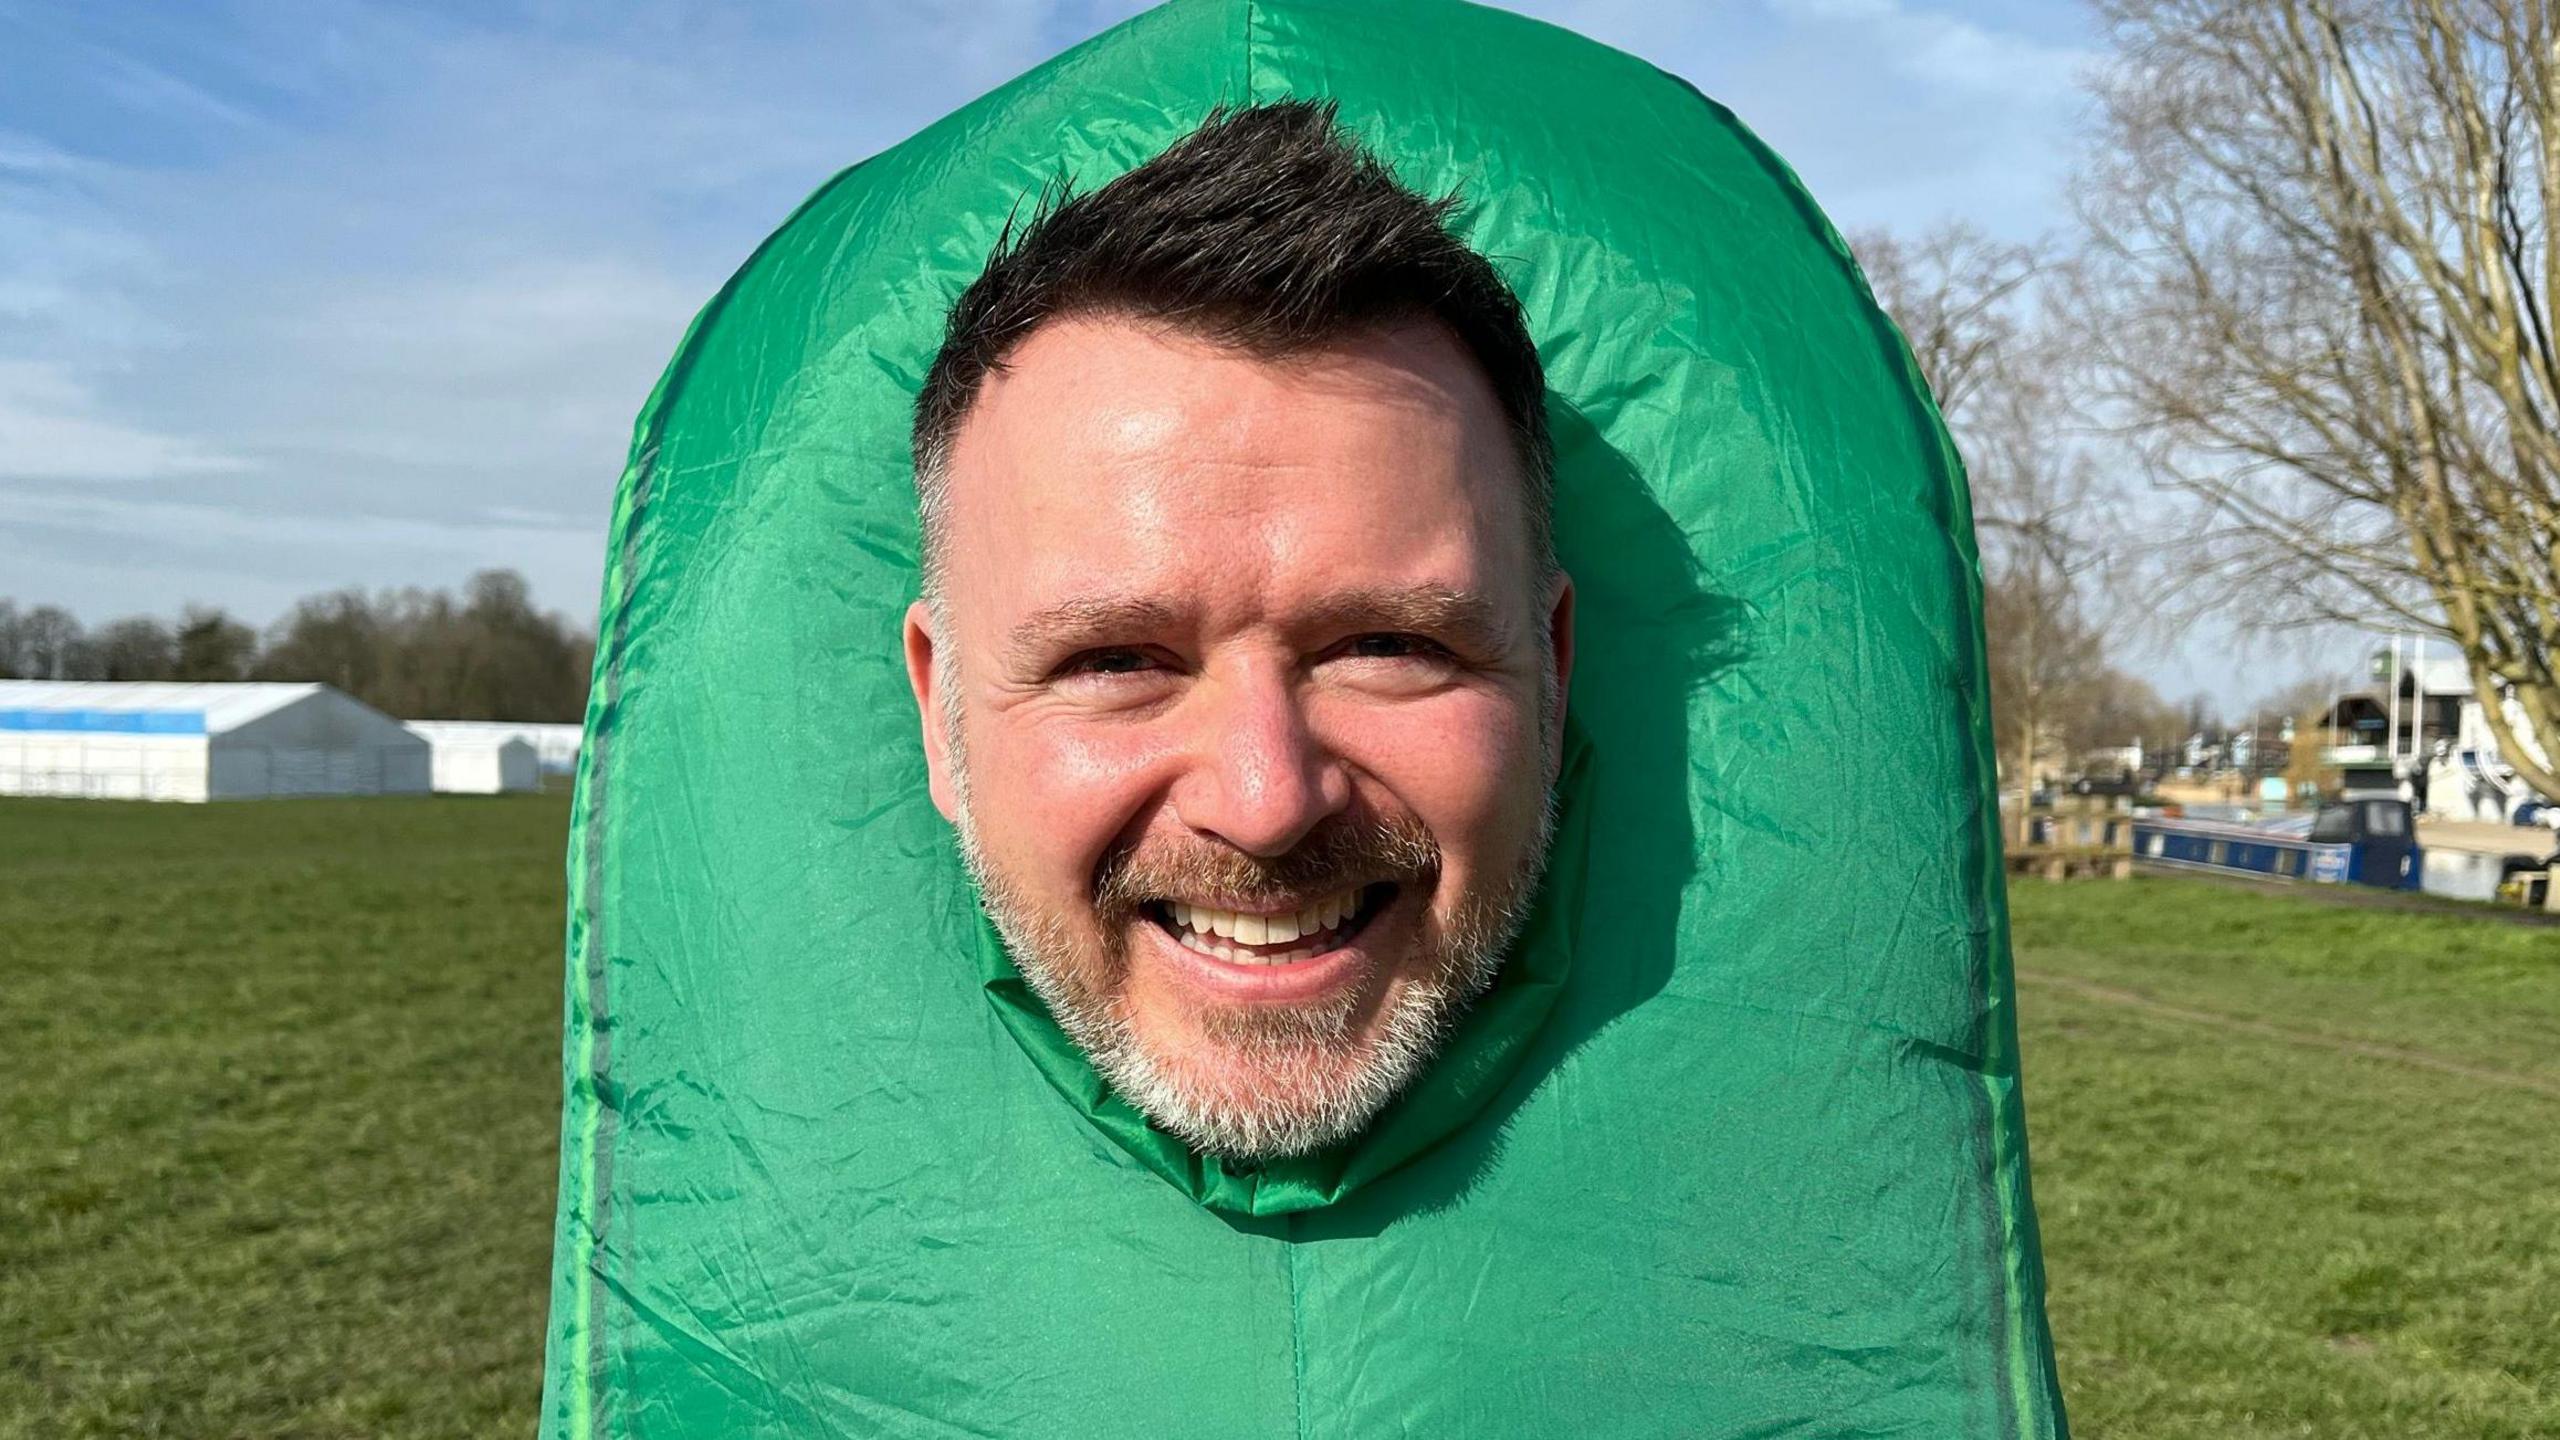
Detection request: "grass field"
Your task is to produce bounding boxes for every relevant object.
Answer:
[2012,879,2560,1438]
[3,796,2554,1437]
[2,797,565,1438]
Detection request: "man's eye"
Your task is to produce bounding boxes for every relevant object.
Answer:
[1341,633,1444,660]
[1060,648,1160,677]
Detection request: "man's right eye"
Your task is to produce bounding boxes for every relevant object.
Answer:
[1058,647,1160,677]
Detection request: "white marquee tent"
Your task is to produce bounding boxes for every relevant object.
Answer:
[401,719,582,776]
[0,680,430,802]
[404,721,542,794]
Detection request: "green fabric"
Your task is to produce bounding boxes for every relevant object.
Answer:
[541,1,2067,1435]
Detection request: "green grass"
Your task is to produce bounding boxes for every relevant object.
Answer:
[3,801,2554,1436]
[2012,879,2560,1438]
[1,796,569,1439]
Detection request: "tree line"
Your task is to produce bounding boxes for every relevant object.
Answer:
[0,569,594,723]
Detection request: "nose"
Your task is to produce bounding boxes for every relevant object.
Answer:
[1170,663,1352,858]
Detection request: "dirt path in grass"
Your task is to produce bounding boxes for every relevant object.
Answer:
[2015,969,2560,1100]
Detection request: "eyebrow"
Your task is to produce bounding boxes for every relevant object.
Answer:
[1002,583,1512,671]
[1297,584,1512,652]
[1004,595,1184,672]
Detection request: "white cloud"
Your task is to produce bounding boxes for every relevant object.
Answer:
[1767,0,2095,101]
[87,46,268,133]
[2,482,585,551]
[0,159,168,354]
[0,132,90,177]
[0,0,1121,625]
[0,361,244,480]
[229,259,701,481]
[0,480,603,627]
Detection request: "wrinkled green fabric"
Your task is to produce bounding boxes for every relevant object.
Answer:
[541,1,2067,1435]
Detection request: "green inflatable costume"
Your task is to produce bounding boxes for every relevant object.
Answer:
[540,1,2068,1434]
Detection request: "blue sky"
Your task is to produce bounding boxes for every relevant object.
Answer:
[1,0,2317,705]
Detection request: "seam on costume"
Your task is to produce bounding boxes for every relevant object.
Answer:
[559,151,881,1439]
[573,441,654,1438]
[1788,113,2045,1436]
[1919,259,2043,1440]
[1287,1217,1309,1440]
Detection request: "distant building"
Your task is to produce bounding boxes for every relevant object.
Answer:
[2317,647,2553,823]
[0,680,430,802]
[401,719,581,777]
[2405,657,2552,824]
[2081,741,2144,777]
[403,721,543,794]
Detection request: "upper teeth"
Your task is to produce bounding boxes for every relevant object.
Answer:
[1170,888,1362,947]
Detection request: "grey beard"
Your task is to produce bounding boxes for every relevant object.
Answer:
[944,707,1557,1162]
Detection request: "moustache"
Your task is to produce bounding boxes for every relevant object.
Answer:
[1091,810,1440,926]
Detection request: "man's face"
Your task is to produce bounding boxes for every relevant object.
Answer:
[904,316,1573,1160]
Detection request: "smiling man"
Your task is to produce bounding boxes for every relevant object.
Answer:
[545,6,2070,1432]
[901,101,1574,1161]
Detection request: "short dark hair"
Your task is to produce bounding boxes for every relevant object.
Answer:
[912,99,1553,592]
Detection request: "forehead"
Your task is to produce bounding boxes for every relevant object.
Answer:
[934,315,1532,631]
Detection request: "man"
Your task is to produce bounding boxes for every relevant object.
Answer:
[544,3,2065,1433]
[898,101,1574,1162]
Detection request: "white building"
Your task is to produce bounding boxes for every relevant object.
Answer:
[2336,644,2556,825]
[401,719,581,776]
[404,721,542,794]
[0,680,431,802]
[2407,656,2555,825]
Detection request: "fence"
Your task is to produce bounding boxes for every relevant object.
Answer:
[2002,798,2135,881]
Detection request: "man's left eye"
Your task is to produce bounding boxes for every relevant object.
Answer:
[1338,634,1446,661]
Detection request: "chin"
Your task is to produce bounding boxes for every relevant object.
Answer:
[1105,1038,1395,1160]
[1097,977,1464,1161]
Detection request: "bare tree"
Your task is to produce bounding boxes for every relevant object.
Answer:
[4,573,594,717]
[1972,348,2128,788]
[255,590,384,698]
[88,617,178,681]
[2249,671,2356,733]
[2081,667,2188,769]
[1855,223,2042,417]
[16,606,84,681]
[1983,561,2112,784]
[2081,0,2560,800]
[172,606,258,682]
[1858,224,2127,790]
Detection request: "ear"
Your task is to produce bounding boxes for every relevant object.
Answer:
[1542,569,1576,785]
[903,599,961,823]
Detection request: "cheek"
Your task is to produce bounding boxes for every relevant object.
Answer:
[1322,690,1541,852]
[967,715,1176,893]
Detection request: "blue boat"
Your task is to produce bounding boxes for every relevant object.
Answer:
[2131,798,2422,891]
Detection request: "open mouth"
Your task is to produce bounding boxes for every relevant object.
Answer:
[1145,882,1396,966]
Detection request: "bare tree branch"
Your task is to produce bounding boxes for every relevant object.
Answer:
[2082,0,2560,803]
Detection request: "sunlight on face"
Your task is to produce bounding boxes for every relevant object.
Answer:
[904,317,1573,1159]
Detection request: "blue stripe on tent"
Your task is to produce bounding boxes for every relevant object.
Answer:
[0,708,208,735]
